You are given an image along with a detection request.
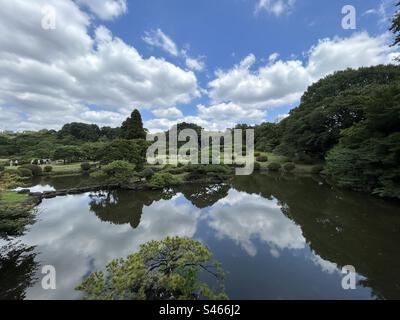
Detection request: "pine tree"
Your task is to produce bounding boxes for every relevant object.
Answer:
[120,109,146,140]
[391,1,400,56]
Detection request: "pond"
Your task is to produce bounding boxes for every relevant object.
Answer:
[1,173,400,300]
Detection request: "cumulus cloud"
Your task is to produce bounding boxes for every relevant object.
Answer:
[208,32,398,110]
[77,0,127,20]
[255,0,296,17]
[152,107,183,119]
[145,115,233,133]
[198,102,266,122]
[207,190,306,257]
[0,0,199,131]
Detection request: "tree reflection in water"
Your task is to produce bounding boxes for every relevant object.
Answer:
[233,173,400,300]
[0,242,38,300]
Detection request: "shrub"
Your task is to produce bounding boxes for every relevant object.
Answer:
[102,161,135,184]
[141,168,155,181]
[268,162,281,172]
[283,162,296,172]
[254,162,261,171]
[17,168,33,177]
[76,237,227,300]
[205,164,231,174]
[147,173,182,189]
[81,162,91,171]
[177,162,185,168]
[168,167,185,175]
[295,153,314,165]
[185,164,206,174]
[254,152,261,157]
[256,155,268,162]
[311,165,325,174]
[20,164,42,176]
[44,166,53,173]
[0,165,4,172]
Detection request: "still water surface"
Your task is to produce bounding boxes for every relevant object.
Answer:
[1,174,400,300]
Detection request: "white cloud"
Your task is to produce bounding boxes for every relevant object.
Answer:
[145,115,234,133]
[268,52,280,63]
[143,29,179,56]
[152,107,183,119]
[198,102,266,122]
[143,30,206,72]
[255,0,296,17]
[76,0,127,20]
[185,57,205,72]
[0,0,199,131]
[208,32,398,110]
[207,190,306,257]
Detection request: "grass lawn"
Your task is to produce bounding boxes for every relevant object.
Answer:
[255,151,319,174]
[0,191,28,206]
[7,162,98,174]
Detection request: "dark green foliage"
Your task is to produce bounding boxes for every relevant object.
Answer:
[58,123,101,142]
[327,86,400,198]
[76,237,227,300]
[256,155,268,162]
[185,164,230,175]
[254,162,261,171]
[120,109,146,140]
[81,142,107,161]
[43,166,53,173]
[96,139,149,168]
[0,192,36,239]
[283,162,296,172]
[100,126,120,140]
[17,168,32,178]
[140,168,155,181]
[390,2,400,51]
[147,173,182,189]
[311,165,324,174]
[277,65,400,160]
[20,165,42,177]
[267,162,281,172]
[53,146,83,164]
[81,162,91,171]
[0,165,4,172]
[254,152,261,157]
[97,161,135,184]
[254,123,281,152]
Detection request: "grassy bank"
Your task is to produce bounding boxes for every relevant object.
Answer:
[6,162,98,176]
[0,191,36,238]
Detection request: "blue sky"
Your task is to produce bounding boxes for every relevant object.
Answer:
[0,0,398,132]
[107,0,396,123]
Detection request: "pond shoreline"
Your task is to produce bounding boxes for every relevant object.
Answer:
[18,174,233,206]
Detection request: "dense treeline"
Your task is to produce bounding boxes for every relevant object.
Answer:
[0,109,148,169]
[2,65,400,199]
[250,65,400,199]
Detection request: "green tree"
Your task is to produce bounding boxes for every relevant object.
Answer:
[390,1,400,57]
[58,123,101,142]
[96,139,149,168]
[327,86,400,199]
[99,160,135,184]
[76,237,227,300]
[120,109,146,140]
[53,146,83,164]
[276,65,400,160]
